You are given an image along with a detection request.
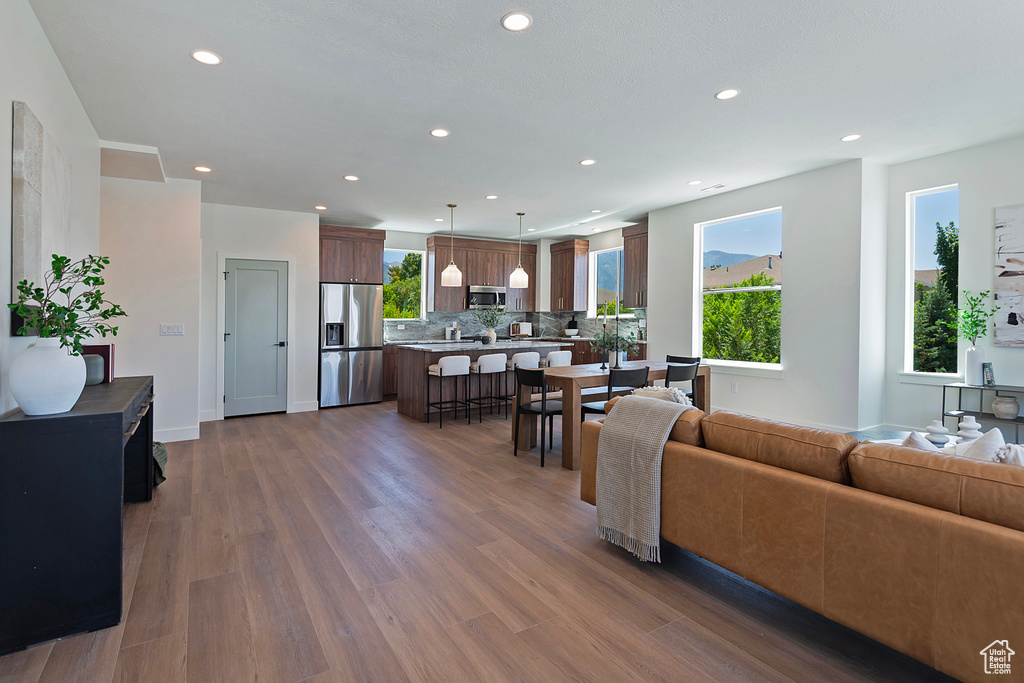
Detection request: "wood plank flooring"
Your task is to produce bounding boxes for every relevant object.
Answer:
[0,401,954,683]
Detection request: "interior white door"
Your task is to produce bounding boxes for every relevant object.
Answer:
[225,258,288,416]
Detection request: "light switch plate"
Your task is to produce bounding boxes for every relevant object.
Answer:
[160,323,185,336]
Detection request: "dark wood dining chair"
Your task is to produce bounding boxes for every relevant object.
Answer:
[580,366,650,422]
[665,355,700,397]
[513,367,562,467]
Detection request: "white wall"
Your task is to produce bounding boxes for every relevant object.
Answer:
[383,229,426,252]
[648,160,884,431]
[884,134,1024,430]
[200,203,320,421]
[101,177,202,441]
[0,0,100,414]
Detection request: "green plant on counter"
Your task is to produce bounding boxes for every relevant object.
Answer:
[590,330,639,356]
[9,254,127,355]
[951,290,998,346]
[470,301,508,329]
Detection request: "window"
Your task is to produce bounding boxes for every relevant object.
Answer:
[700,208,782,364]
[907,185,959,373]
[383,249,425,319]
[588,247,634,318]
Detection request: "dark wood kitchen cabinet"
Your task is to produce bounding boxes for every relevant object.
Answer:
[427,236,537,313]
[550,239,589,312]
[0,376,155,654]
[320,225,386,283]
[623,223,648,308]
[383,343,399,397]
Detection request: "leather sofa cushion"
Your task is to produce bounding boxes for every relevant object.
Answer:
[850,442,1024,532]
[701,411,857,484]
[604,396,705,447]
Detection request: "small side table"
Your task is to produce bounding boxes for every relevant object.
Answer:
[941,382,1024,443]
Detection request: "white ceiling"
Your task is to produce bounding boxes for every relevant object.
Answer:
[28,0,1024,240]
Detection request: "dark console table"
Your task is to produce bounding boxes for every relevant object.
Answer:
[0,376,154,654]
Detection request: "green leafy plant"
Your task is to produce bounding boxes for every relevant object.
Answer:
[383,252,421,319]
[952,290,998,346]
[470,301,508,329]
[8,254,127,355]
[913,221,958,372]
[590,330,639,357]
[702,272,781,363]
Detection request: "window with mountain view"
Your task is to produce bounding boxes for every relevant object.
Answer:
[590,247,633,317]
[909,185,959,373]
[701,209,782,364]
[383,249,424,319]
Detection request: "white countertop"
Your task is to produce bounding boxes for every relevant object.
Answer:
[395,340,574,352]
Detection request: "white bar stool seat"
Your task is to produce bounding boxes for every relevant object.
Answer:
[540,350,572,368]
[469,353,510,421]
[426,355,471,428]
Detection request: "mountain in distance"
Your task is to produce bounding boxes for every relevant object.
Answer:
[703,250,757,268]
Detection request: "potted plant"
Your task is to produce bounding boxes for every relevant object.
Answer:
[8,254,127,415]
[590,330,639,369]
[470,303,508,345]
[954,290,998,386]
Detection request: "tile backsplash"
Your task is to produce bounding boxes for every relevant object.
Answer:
[384,309,646,342]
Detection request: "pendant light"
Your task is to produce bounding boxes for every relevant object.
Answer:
[440,203,463,287]
[509,212,529,289]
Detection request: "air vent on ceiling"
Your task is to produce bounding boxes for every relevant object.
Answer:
[700,184,725,192]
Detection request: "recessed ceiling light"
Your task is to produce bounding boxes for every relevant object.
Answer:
[687,180,702,186]
[194,166,211,173]
[344,175,359,181]
[435,218,445,222]
[579,159,596,166]
[430,129,449,138]
[485,195,498,200]
[591,228,601,233]
[191,50,221,65]
[501,12,532,31]
[714,88,740,100]
[315,205,327,211]
[527,228,536,232]
[590,209,601,214]
[840,134,861,142]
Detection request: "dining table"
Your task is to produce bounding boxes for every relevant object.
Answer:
[513,361,711,470]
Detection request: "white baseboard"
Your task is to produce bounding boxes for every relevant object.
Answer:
[289,400,320,413]
[199,410,218,423]
[156,425,201,443]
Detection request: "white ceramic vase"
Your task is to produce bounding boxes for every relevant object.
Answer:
[964,345,985,386]
[957,415,983,442]
[9,337,86,415]
[992,395,1021,420]
[485,328,497,345]
[925,419,949,446]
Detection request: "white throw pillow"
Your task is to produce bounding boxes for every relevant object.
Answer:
[631,386,693,407]
[958,428,1005,462]
[900,432,939,451]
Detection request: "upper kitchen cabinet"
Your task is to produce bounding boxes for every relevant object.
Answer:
[506,251,536,312]
[622,223,648,308]
[426,236,537,312]
[550,239,589,312]
[320,225,386,283]
[427,237,469,312]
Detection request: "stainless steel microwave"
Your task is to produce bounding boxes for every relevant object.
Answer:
[468,285,506,308]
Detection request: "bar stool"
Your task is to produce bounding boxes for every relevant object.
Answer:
[425,355,471,428]
[540,350,572,368]
[469,353,509,422]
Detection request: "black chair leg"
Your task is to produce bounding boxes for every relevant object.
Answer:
[549,414,554,449]
[513,402,520,457]
[439,372,443,429]
[466,375,471,424]
[425,374,430,423]
[539,410,545,467]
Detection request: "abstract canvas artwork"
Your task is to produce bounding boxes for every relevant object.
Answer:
[11,101,70,298]
[994,202,1024,347]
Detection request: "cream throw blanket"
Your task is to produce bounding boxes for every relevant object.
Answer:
[595,395,689,562]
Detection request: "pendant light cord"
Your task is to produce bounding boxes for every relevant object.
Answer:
[447,203,457,265]
[516,212,524,267]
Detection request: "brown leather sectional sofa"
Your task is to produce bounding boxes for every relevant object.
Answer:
[580,404,1024,683]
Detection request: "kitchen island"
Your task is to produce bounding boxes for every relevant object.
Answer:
[396,340,572,422]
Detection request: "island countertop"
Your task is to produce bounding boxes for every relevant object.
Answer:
[395,341,572,352]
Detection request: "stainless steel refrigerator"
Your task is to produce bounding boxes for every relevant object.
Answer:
[319,283,383,407]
